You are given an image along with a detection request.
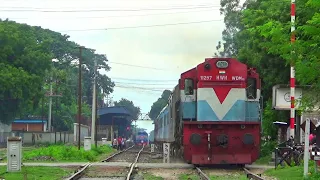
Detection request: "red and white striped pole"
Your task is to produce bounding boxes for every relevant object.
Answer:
[290,0,296,139]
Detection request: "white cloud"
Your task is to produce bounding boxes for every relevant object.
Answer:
[0,0,225,114]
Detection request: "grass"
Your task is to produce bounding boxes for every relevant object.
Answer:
[209,175,247,180]
[0,166,72,180]
[179,174,200,180]
[179,173,247,180]
[141,172,163,180]
[265,161,320,180]
[23,144,116,162]
[254,154,272,165]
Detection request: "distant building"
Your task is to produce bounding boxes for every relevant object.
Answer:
[11,119,47,132]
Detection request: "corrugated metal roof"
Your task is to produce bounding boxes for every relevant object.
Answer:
[98,106,133,117]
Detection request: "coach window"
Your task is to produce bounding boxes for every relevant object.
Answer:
[247,77,257,99]
[184,78,194,95]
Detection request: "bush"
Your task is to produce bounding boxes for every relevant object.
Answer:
[23,144,114,162]
[260,140,277,157]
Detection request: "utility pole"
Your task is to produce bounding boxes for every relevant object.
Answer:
[48,76,53,132]
[48,59,58,132]
[91,58,97,145]
[77,46,85,150]
[95,94,98,148]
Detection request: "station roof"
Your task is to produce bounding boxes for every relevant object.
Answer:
[98,106,133,125]
[13,119,47,124]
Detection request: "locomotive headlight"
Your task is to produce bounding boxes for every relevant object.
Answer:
[216,60,229,68]
[190,133,202,145]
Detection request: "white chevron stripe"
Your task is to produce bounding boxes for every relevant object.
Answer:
[197,88,246,120]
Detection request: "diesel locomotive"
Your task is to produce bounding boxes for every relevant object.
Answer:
[154,58,262,165]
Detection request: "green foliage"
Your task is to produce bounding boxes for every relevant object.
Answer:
[0,20,53,123]
[216,0,320,139]
[149,90,172,120]
[260,140,277,158]
[262,100,288,140]
[0,166,72,180]
[0,19,115,129]
[265,160,320,179]
[114,98,141,120]
[23,144,114,162]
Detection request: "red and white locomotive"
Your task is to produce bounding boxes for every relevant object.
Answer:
[154,58,262,165]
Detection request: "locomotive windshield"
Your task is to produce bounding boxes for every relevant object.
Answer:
[184,78,194,95]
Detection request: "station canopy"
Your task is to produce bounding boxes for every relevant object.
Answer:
[98,106,133,126]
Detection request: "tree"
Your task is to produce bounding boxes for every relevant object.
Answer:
[0,19,115,130]
[215,0,320,140]
[149,90,172,120]
[114,98,141,120]
[0,19,52,124]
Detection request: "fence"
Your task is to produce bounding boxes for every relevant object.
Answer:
[0,132,13,147]
[73,123,90,142]
[12,131,74,146]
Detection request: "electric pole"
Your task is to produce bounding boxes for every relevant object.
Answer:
[91,58,97,145]
[77,46,85,150]
[48,76,53,131]
[48,59,59,132]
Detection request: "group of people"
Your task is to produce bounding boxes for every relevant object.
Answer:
[112,136,126,150]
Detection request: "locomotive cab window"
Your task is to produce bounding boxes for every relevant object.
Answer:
[246,77,257,99]
[184,78,194,95]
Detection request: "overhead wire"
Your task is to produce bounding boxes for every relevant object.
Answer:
[0,3,220,9]
[5,9,217,20]
[58,19,223,32]
[0,5,221,12]
[114,85,170,92]
[114,81,177,86]
[110,77,177,82]
[107,61,177,71]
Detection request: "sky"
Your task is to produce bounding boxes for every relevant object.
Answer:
[0,0,225,115]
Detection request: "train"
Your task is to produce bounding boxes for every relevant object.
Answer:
[135,131,149,146]
[154,57,262,165]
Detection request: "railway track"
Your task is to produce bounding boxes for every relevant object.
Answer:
[126,145,145,180]
[195,167,210,180]
[66,145,133,180]
[243,167,265,180]
[66,145,144,180]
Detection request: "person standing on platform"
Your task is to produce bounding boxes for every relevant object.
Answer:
[117,136,123,150]
[112,137,118,149]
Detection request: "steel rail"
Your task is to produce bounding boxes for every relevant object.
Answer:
[101,145,135,162]
[66,145,135,180]
[66,162,91,180]
[195,167,210,180]
[126,145,145,180]
[243,167,265,180]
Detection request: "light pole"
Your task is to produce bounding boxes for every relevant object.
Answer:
[48,59,59,132]
[77,46,85,150]
[91,58,97,145]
